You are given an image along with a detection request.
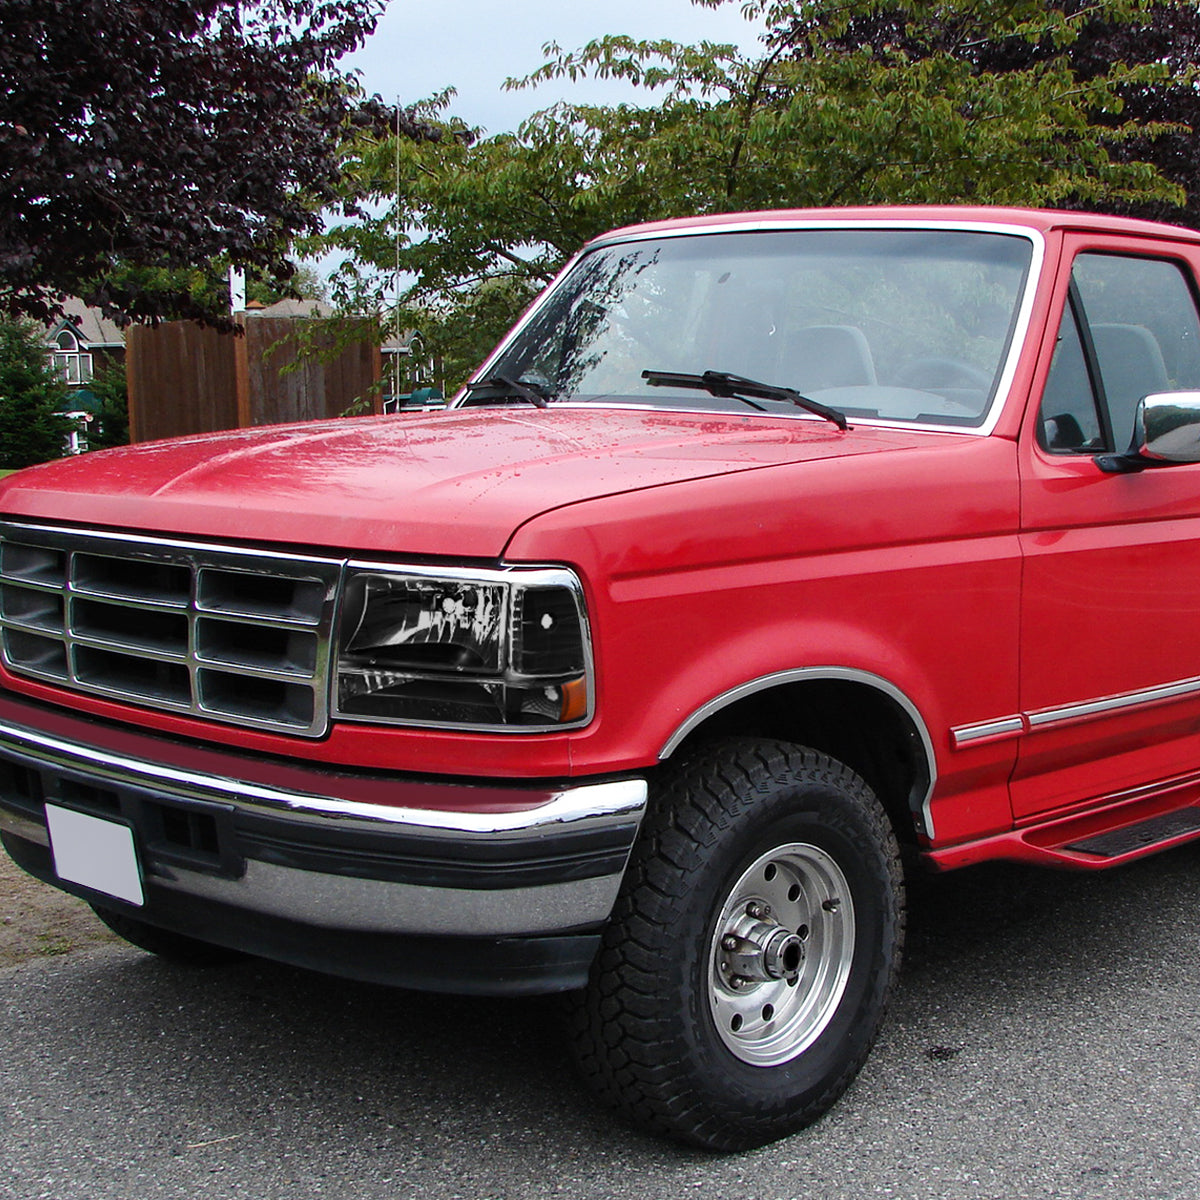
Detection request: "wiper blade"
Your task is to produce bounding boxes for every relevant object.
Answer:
[642,369,849,431]
[463,374,551,409]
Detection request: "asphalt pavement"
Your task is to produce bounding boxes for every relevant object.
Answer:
[2,846,1198,1200]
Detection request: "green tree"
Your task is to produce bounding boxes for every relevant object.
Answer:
[397,277,540,394]
[788,0,1200,226]
[94,258,332,329]
[324,0,1190,378]
[0,321,71,469]
[84,361,130,452]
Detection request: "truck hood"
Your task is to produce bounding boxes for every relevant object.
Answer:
[0,408,935,558]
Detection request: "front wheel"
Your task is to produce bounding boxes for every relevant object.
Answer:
[569,739,905,1151]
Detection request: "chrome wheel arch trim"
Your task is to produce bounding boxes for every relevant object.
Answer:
[657,666,938,838]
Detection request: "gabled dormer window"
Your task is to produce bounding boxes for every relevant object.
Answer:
[49,329,93,385]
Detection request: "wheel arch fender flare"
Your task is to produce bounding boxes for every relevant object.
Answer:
[657,666,939,839]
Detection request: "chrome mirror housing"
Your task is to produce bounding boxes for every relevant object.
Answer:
[1096,391,1200,472]
[1133,391,1200,464]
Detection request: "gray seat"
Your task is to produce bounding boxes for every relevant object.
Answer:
[782,325,877,392]
[1090,323,1170,450]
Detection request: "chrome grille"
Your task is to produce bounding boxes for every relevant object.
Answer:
[0,522,343,737]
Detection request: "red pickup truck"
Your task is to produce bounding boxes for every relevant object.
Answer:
[4,206,1200,1150]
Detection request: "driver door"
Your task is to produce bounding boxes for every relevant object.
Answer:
[1015,236,1200,818]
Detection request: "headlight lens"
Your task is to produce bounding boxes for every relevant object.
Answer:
[334,565,592,729]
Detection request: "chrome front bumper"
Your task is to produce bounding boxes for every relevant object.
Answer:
[0,715,648,940]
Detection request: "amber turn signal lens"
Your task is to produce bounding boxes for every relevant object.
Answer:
[559,676,590,723]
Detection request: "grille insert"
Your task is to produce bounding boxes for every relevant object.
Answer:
[0,523,342,737]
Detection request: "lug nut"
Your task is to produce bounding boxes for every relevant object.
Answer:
[747,901,771,920]
[722,935,739,952]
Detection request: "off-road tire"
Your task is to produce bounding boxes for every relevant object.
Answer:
[568,738,905,1151]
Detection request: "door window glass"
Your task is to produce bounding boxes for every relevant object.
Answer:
[1073,254,1200,450]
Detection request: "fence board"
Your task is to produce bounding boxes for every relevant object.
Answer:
[127,324,240,442]
[127,318,382,442]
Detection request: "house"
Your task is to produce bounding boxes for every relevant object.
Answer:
[381,327,443,410]
[44,302,126,386]
[43,302,127,453]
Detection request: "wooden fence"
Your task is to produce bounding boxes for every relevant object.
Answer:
[126,317,382,443]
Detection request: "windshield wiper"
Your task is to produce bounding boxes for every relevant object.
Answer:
[463,374,552,409]
[642,369,849,431]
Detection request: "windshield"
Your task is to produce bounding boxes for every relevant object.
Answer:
[477,227,1034,428]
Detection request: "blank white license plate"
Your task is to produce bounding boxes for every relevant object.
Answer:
[45,804,144,907]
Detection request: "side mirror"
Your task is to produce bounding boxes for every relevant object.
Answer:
[1094,392,1200,473]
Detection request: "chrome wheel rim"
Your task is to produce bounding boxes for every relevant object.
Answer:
[708,842,856,1067]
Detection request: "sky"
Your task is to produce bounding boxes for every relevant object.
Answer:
[342,0,767,135]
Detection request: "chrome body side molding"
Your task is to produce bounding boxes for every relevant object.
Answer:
[951,673,1200,748]
[951,716,1025,748]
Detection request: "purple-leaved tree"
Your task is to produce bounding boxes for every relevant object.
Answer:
[0,0,429,326]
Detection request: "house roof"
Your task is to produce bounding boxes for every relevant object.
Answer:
[48,302,126,348]
[381,328,423,354]
[241,299,421,355]
[242,298,337,319]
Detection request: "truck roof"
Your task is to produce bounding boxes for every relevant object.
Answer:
[591,205,1200,247]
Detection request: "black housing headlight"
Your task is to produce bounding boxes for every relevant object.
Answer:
[334,564,593,730]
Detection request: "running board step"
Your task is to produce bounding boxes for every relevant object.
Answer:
[1064,808,1200,858]
[928,784,1200,872]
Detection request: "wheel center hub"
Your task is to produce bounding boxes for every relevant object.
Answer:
[719,908,805,987]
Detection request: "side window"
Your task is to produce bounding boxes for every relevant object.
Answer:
[1074,254,1200,451]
